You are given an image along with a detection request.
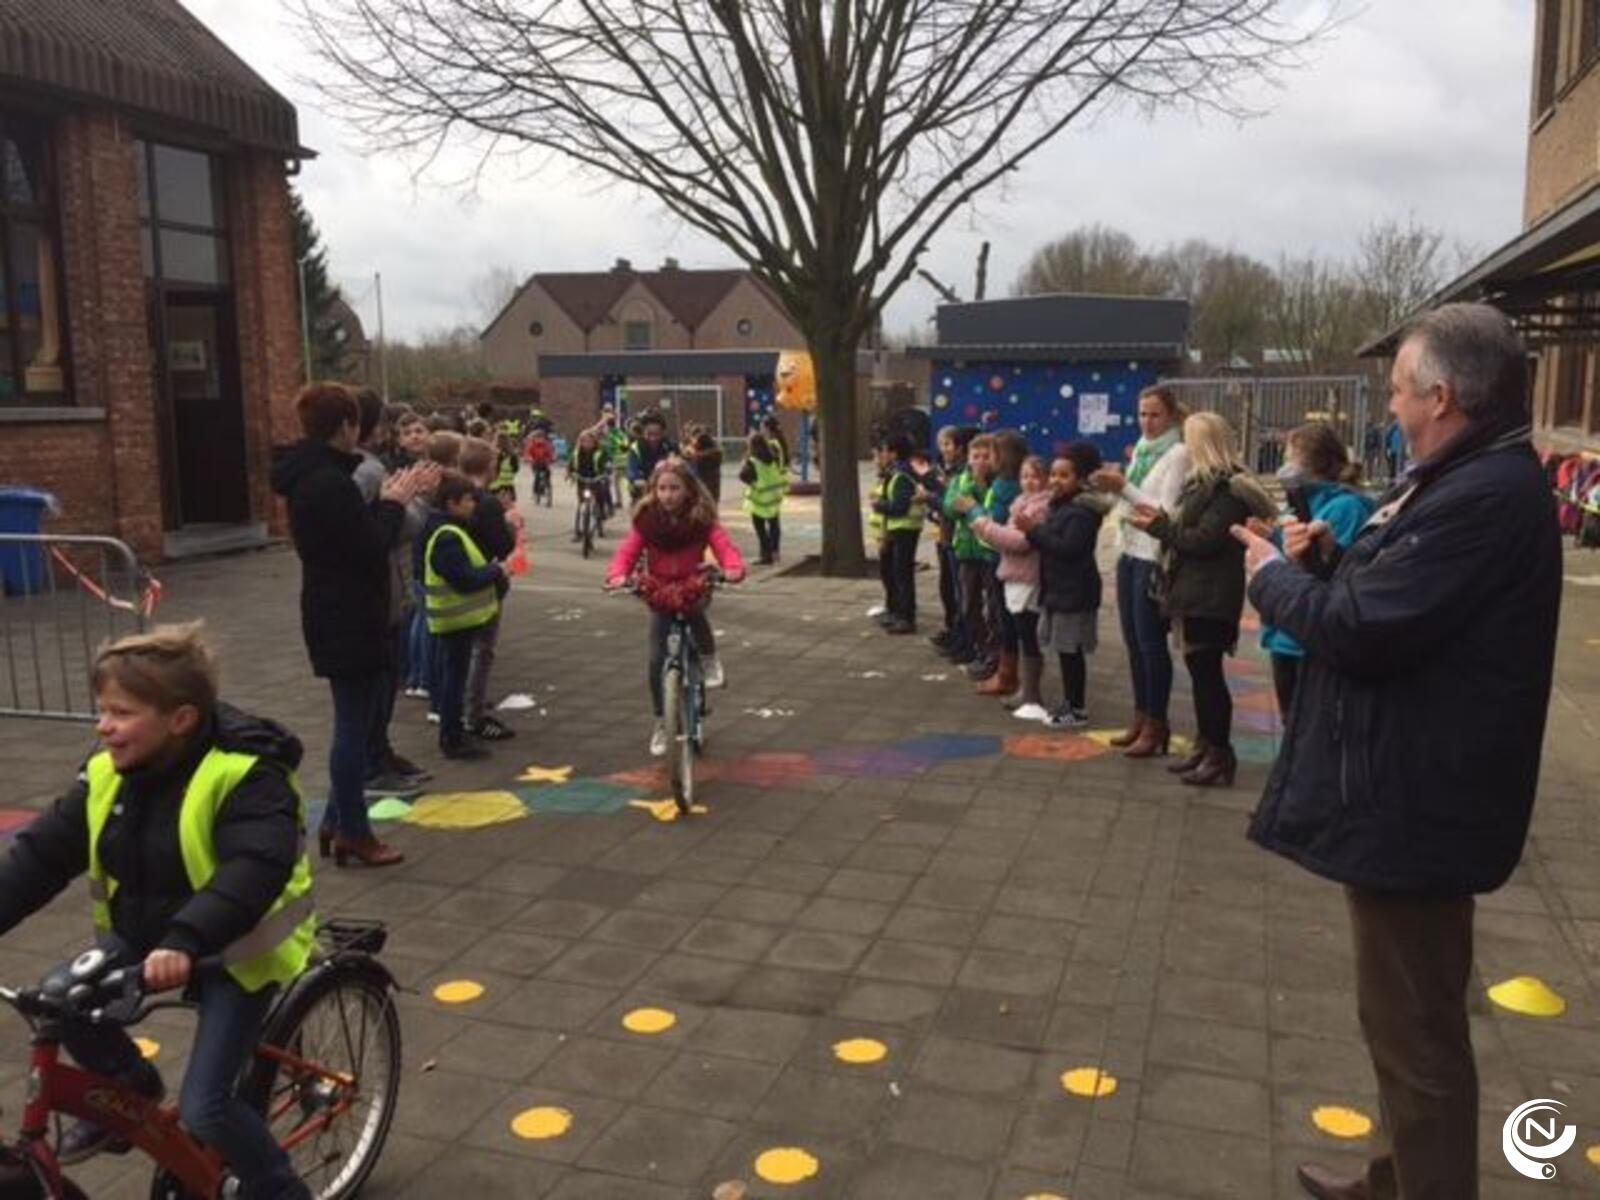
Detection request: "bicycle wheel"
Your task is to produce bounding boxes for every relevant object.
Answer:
[662,663,692,815]
[580,499,594,559]
[238,962,401,1200]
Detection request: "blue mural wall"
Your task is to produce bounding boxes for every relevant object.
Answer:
[743,374,775,431]
[929,358,1160,465]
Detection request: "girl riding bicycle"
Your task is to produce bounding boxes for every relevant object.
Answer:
[606,459,746,757]
[0,624,314,1199]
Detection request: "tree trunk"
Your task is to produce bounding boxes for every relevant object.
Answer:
[811,333,867,577]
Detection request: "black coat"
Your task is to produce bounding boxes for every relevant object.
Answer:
[1246,427,1562,894]
[0,705,304,959]
[1027,494,1103,614]
[1149,469,1277,623]
[271,441,405,678]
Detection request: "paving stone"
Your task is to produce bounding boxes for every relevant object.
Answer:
[765,929,872,972]
[936,988,1052,1047]
[957,948,1066,997]
[888,1087,1015,1162]
[474,861,571,896]
[911,1035,1036,1096]
[533,1035,676,1099]
[1147,1014,1270,1079]
[727,964,847,1016]
[633,879,728,913]
[543,867,652,906]
[487,978,619,1031]
[709,884,810,924]
[833,980,945,1028]
[640,1050,783,1119]
[751,1065,893,1136]
[463,1088,625,1166]
[855,938,964,987]
[433,1022,566,1083]
[822,867,917,904]
[852,1145,993,1199]
[508,899,614,938]
[392,1067,516,1140]
[679,916,785,962]
[394,1147,568,1198]
[880,903,985,947]
[576,1103,740,1184]
[794,895,895,935]
[587,908,696,950]
[453,929,572,978]
[635,951,750,1006]
[1130,1120,1273,1198]
[976,913,1078,958]
[1140,1066,1270,1137]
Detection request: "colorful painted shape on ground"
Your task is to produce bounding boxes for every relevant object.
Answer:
[510,1106,572,1140]
[1487,975,1567,1018]
[366,797,414,822]
[622,1007,678,1035]
[1233,734,1282,765]
[518,764,575,784]
[630,798,710,822]
[1006,734,1109,763]
[433,980,486,1005]
[402,792,527,829]
[135,1037,160,1060]
[1311,1105,1373,1138]
[754,1146,820,1185]
[833,1038,888,1065]
[1060,1067,1118,1098]
[519,779,638,815]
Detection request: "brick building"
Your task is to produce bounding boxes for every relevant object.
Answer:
[0,0,307,562]
[1365,0,1600,449]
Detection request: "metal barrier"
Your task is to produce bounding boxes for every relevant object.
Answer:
[1157,375,1394,482]
[0,535,154,721]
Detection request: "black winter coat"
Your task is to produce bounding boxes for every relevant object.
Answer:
[1027,494,1103,614]
[1149,469,1276,623]
[271,441,406,678]
[1246,426,1562,894]
[0,705,304,959]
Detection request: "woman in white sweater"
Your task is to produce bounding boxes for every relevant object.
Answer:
[1090,385,1190,757]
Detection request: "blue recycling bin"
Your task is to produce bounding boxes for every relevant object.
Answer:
[0,487,54,596]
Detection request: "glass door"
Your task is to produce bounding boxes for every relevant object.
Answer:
[163,292,248,524]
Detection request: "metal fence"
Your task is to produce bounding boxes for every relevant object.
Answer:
[0,535,154,721]
[1157,375,1396,483]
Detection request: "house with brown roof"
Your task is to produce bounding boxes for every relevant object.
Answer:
[0,0,308,561]
[480,258,810,439]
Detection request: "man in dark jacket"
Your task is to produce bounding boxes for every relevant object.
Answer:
[1233,304,1562,1200]
[269,383,430,867]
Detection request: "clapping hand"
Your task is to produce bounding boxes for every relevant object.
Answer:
[1229,523,1284,578]
[1089,467,1126,495]
[1127,502,1161,531]
[1283,518,1335,564]
[380,462,436,505]
[1013,507,1039,533]
[951,494,978,515]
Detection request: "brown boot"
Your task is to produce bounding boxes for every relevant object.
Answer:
[1167,738,1208,774]
[1180,745,1238,788]
[1294,1163,1370,1200]
[1108,712,1146,747]
[1005,656,1044,710]
[975,651,1018,697]
[1124,717,1171,759]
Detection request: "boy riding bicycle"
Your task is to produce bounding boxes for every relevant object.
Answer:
[568,427,613,535]
[0,624,314,1199]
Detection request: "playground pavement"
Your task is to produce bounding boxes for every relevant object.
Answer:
[3,470,1600,1199]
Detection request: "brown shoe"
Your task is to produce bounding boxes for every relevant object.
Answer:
[1167,738,1209,774]
[1124,718,1171,759]
[975,651,1018,697]
[1295,1163,1370,1200]
[332,835,405,868]
[1181,745,1237,788]
[1108,712,1146,747]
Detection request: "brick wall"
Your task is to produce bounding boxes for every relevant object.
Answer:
[1526,61,1600,226]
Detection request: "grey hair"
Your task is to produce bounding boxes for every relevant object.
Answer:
[1398,303,1529,425]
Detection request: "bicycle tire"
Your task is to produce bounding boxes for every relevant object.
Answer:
[580,499,594,559]
[237,962,401,1200]
[662,664,691,814]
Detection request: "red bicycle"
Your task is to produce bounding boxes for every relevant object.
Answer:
[0,920,401,1199]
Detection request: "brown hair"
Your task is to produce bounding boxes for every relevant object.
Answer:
[967,433,996,455]
[93,622,219,716]
[295,383,358,442]
[635,457,717,527]
[435,471,478,509]
[425,430,463,468]
[1138,384,1186,420]
[993,430,1029,480]
[466,418,492,439]
[459,436,496,480]
[1288,421,1362,485]
[1019,455,1048,485]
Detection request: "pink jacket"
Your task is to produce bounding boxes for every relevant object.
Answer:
[607,521,747,588]
[972,489,1052,585]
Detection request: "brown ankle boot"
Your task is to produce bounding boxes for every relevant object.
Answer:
[975,651,1018,697]
[1124,718,1171,759]
[1181,745,1237,788]
[1108,712,1146,747]
[1167,738,1208,774]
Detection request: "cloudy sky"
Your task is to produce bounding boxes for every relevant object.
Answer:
[185,1,1535,343]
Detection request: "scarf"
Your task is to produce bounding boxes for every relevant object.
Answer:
[1127,428,1180,488]
[633,503,711,552]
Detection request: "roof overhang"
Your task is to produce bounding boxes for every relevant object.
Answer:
[906,341,1184,363]
[1359,180,1600,357]
[537,350,786,378]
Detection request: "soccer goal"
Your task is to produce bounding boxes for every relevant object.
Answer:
[615,384,725,445]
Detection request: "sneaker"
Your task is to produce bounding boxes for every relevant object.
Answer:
[1013,703,1052,723]
[58,1066,163,1164]
[426,711,440,725]
[363,773,423,801]
[928,631,953,651]
[867,604,887,619]
[649,720,668,757]
[884,618,915,635]
[1047,706,1090,729]
[965,657,998,681]
[471,716,517,741]
[403,687,429,700]
[703,656,726,689]
[440,737,489,760]
[386,752,432,782]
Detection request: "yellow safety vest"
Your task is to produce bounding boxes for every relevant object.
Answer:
[743,457,787,519]
[424,523,500,635]
[869,467,926,539]
[85,749,316,994]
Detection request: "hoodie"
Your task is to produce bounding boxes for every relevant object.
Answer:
[0,704,305,960]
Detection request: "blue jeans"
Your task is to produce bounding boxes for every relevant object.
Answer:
[327,673,381,841]
[366,620,408,771]
[62,936,309,1199]
[1116,555,1174,722]
[404,583,433,691]
[436,629,476,741]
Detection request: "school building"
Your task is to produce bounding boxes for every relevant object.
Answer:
[0,0,308,562]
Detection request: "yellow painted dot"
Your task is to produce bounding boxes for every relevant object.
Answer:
[510,1106,572,1140]
[1586,1144,1600,1167]
[1060,1067,1117,1098]
[1021,1194,1069,1200]
[622,1007,678,1035]
[754,1147,820,1185]
[1311,1105,1374,1139]
[629,798,709,823]
[1487,975,1567,1018]
[433,980,486,1005]
[832,1038,888,1065]
[134,1037,160,1060]
[404,792,527,829]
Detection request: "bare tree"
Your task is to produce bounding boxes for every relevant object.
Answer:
[1184,249,1279,369]
[1013,224,1165,297]
[1355,217,1450,337]
[297,0,1329,574]
[1269,253,1370,372]
[472,265,525,329]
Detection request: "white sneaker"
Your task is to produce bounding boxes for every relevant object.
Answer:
[1047,706,1089,729]
[1013,703,1051,723]
[649,720,668,757]
[703,656,726,689]
[426,711,440,725]
[866,604,887,618]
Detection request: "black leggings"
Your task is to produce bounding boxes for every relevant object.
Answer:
[1058,651,1086,710]
[1184,648,1233,749]
[1271,653,1300,722]
[752,515,781,560]
[1015,609,1041,658]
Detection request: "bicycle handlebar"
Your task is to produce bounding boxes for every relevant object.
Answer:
[1,948,226,1028]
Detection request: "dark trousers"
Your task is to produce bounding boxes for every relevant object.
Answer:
[957,560,993,657]
[1115,555,1173,721]
[752,515,781,561]
[985,564,1017,653]
[648,608,714,716]
[436,629,476,742]
[326,673,381,840]
[1015,608,1041,658]
[936,542,963,640]
[1271,652,1301,722]
[1346,888,1478,1200]
[405,582,432,690]
[1058,651,1086,710]
[63,935,308,1199]
[366,619,408,773]
[880,531,919,624]
[1183,647,1232,749]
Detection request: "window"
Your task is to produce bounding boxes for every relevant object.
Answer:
[528,320,544,337]
[736,317,753,337]
[0,116,68,404]
[624,320,653,350]
[136,141,229,287]
[1536,0,1564,115]
[1582,0,1600,72]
